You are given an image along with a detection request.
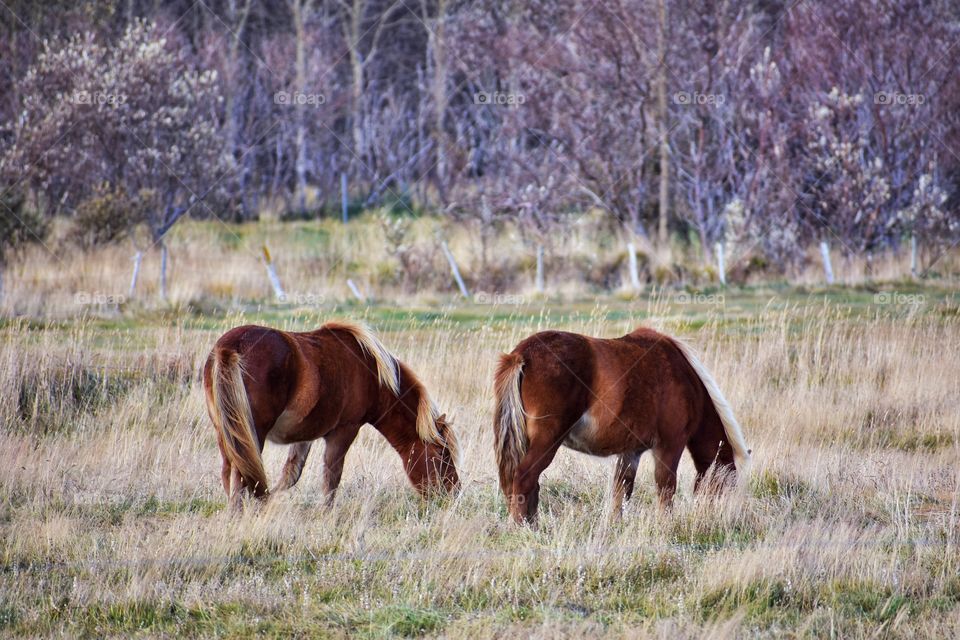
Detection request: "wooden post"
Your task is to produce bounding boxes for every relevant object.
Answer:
[262,245,286,300]
[160,243,169,300]
[910,234,918,279]
[440,240,470,297]
[820,241,834,285]
[535,244,545,293]
[129,251,143,298]
[714,242,726,286]
[626,241,641,291]
[346,278,366,303]
[341,172,349,223]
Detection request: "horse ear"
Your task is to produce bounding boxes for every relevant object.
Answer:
[436,413,447,424]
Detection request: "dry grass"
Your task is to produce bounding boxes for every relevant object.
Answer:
[1,289,959,637]
[4,216,958,317]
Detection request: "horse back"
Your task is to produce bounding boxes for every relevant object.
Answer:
[207,325,381,443]
[207,325,297,436]
[511,330,597,431]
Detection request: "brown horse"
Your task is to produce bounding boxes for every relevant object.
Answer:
[203,321,459,509]
[493,327,751,523]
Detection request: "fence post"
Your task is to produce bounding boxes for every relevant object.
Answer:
[129,251,143,298]
[820,241,834,285]
[440,240,470,298]
[341,172,349,223]
[714,242,726,286]
[910,234,918,279]
[160,243,169,300]
[262,245,286,300]
[535,244,545,293]
[346,279,366,303]
[626,241,641,291]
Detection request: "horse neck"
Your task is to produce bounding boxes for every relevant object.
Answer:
[372,367,425,454]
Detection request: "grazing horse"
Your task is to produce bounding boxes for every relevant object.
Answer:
[203,321,459,509]
[493,327,751,523]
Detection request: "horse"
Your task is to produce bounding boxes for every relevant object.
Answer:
[203,321,459,509]
[493,326,751,524]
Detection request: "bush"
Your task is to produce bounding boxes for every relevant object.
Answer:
[70,186,143,248]
[0,189,48,265]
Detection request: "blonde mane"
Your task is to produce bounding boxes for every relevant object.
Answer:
[322,321,400,395]
[323,321,458,458]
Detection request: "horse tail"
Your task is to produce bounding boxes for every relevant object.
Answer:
[207,347,269,497]
[670,337,752,472]
[493,352,527,496]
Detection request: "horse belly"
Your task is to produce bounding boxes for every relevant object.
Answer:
[563,409,613,456]
[266,409,310,444]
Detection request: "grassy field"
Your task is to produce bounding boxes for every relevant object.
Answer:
[1,286,959,638]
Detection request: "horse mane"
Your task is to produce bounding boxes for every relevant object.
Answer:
[669,336,752,471]
[406,363,460,461]
[322,321,458,458]
[322,321,400,395]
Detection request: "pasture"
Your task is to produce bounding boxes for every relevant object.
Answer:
[1,287,958,638]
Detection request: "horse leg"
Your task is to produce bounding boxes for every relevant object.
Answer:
[509,428,563,525]
[610,451,642,519]
[653,446,684,509]
[226,437,267,511]
[220,455,232,497]
[273,442,313,493]
[321,424,361,506]
[228,467,245,511]
[687,418,733,496]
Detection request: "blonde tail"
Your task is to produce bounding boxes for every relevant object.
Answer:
[670,338,752,472]
[493,353,528,497]
[208,348,269,497]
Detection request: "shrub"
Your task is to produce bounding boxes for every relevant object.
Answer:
[70,186,144,248]
[0,189,48,266]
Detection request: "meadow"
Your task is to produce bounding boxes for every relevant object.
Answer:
[1,276,958,638]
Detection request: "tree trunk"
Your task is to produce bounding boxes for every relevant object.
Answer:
[292,0,311,213]
[656,0,670,248]
[429,0,449,189]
